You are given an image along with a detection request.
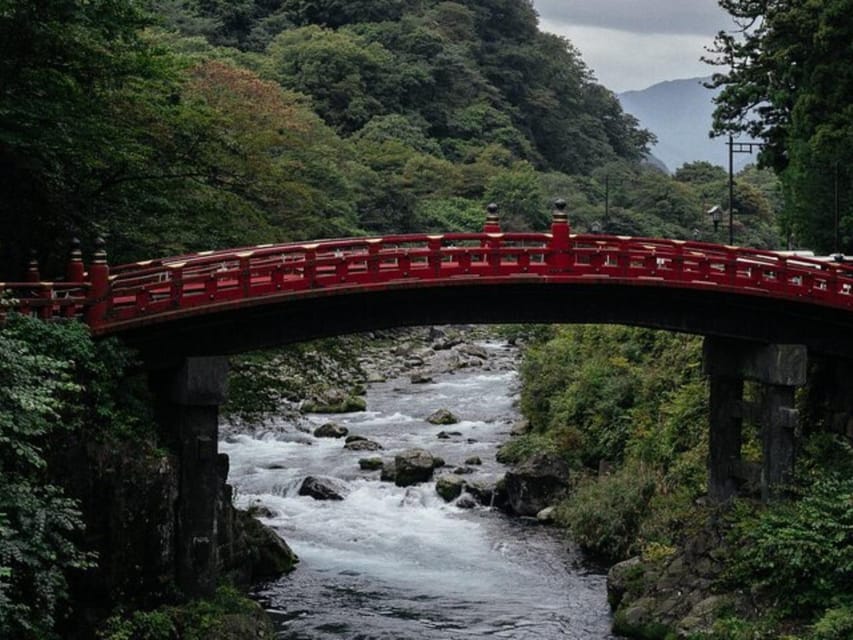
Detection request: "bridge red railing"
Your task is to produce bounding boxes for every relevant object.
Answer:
[3,202,853,334]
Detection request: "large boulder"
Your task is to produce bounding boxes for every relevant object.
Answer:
[358,457,384,471]
[394,449,437,486]
[298,476,346,501]
[427,409,459,425]
[466,478,508,509]
[313,422,348,438]
[344,438,383,452]
[235,510,298,579]
[435,475,465,502]
[302,389,366,414]
[504,452,571,516]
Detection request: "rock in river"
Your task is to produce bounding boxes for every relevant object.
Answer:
[358,457,384,471]
[344,438,383,451]
[436,475,465,502]
[394,449,437,486]
[427,408,459,425]
[504,452,571,517]
[314,422,348,438]
[298,476,346,501]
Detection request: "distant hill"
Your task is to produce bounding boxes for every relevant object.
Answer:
[619,77,755,173]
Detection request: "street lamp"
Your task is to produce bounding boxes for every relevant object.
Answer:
[707,205,722,232]
[591,221,602,234]
[727,135,765,245]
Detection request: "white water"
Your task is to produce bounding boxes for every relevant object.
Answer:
[221,341,621,639]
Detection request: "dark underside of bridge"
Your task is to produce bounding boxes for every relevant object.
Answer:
[113,281,853,368]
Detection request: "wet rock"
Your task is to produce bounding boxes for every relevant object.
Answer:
[676,596,729,638]
[358,457,384,471]
[298,476,345,501]
[536,506,556,524]
[436,475,465,502]
[510,419,531,436]
[504,452,571,517]
[456,495,477,509]
[380,462,396,482]
[345,434,367,444]
[432,456,446,468]
[466,479,508,510]
[458,344,488,359]
[465,456,482,466]
[394,449,436,486]
[344,439,383,452]
[452,466,475,475]
[246,502,275,519]
[302,389,366,414]
[237,511,299,578]
[607,556,643,609]
[436,430,462,439]
[410,372,434,384]
[313,422,348,438]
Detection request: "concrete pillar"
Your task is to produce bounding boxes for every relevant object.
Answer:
[151,356,229,597]
[761,385,797,501]
[707,374,743,502]
[703,338,806,502]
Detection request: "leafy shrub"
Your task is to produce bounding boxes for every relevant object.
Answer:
[0,316,98,638]
[556,464,656,561]
[724,474,853,618]
[811,601,853,640]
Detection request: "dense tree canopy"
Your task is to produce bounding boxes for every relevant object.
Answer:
[0,0,783,282]
[707,0,853,253]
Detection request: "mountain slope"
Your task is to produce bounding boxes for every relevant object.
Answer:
[619,77,754,173]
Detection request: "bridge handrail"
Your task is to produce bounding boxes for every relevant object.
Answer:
[5,230,853,331]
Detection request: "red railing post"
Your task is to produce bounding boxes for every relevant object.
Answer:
[367,239,382,278]
[84,238,111,327]
[483,203,501,234]
[26,250,40,283]
[548,199,571,271]
[237,252,252,297]
[487,233,502,272]
[63,238,85,318]
[428,235,443,276]
[302,245,317,286]
[65,238,85,284]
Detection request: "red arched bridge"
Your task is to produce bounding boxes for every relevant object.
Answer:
[4,204,853,363]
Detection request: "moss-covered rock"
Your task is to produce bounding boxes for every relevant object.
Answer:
[427,408,459,425]
[436,475,465,502]
[359,457,384,471]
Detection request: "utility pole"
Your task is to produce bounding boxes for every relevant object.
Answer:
[727,136,765,245]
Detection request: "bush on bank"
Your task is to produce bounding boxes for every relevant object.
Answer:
[517,324,853,638]
[0,314,148,638]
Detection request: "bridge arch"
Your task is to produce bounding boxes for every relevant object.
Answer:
[6,202,853,365]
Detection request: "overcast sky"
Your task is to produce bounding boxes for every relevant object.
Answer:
[533,0,734,92]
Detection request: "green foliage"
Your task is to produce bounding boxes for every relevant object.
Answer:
[495,432,560,465]
[518,325,710,563]
[99,585,260,640]
[556,464,656,561]
[708,0,853,253]
[0,316,102,638]
[723,474,853,618]
[811,602,853,640]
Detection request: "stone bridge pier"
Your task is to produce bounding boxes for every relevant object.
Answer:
[150,356,229,597]
[703,338,806,502]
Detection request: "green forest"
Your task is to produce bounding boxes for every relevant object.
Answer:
[0,0,786,281]
[1,1,852,639]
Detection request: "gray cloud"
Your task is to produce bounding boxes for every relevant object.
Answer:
[533,0,732,36]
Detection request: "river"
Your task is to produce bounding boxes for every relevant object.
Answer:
[220,337,621,639]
